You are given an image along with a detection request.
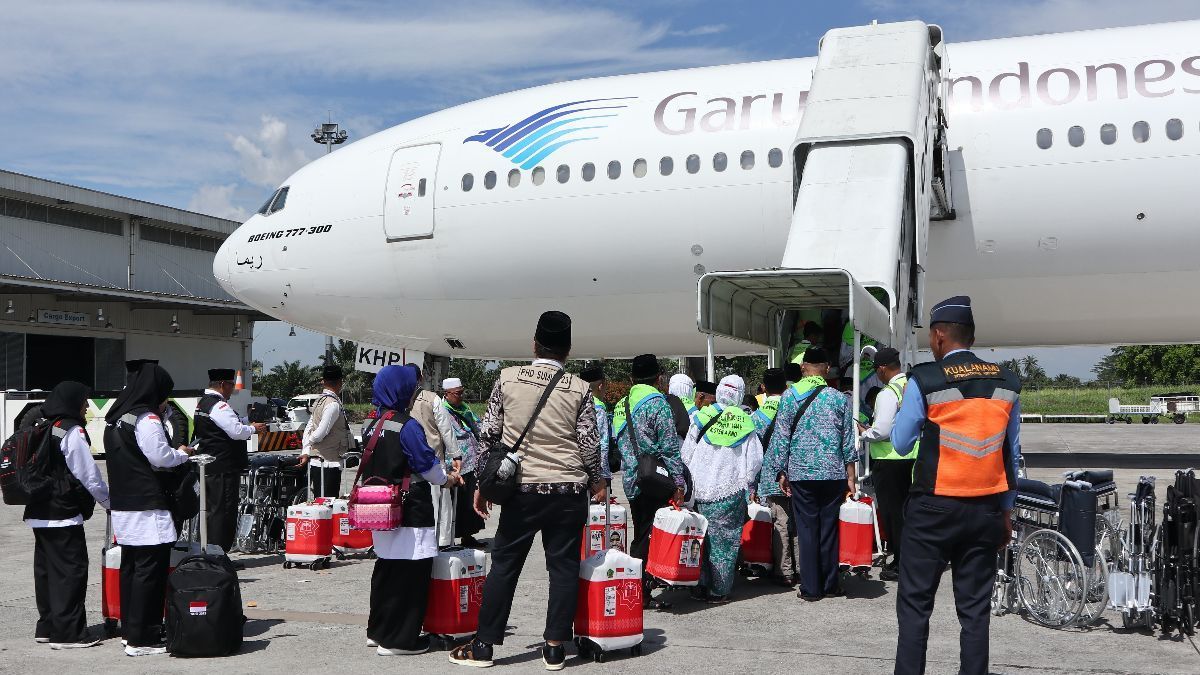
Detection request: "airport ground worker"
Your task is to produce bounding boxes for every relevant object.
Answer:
[104,364,194,657]
[764,347,857,601]
[856,347,912,582]
[751,367,798,586]
[298,365,353,498]
[193,368,266,556]
[614,353,686,611]
[682,375,763,603]
[440,377,486,546]
[451,311,604,670]
[24,381,110,649]
[890,296,1022,675]
[363,365,461,656]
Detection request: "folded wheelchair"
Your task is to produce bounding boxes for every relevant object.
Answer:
[992,469,1119,628]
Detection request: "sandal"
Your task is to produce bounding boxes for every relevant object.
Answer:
[644,597,673,610]
[448,640,494,668]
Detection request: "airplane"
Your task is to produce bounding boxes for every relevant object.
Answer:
[213,19,1200,362]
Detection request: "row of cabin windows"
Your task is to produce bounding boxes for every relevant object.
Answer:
[461,148,786,192]
[1036,119,1188,149]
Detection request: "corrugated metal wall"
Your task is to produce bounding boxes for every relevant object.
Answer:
[138,240,232,300]
[0,216,129,288]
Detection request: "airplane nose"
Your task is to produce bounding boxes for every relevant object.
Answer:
[213,236,233,291]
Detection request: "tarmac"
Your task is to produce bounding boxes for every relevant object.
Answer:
[2,424,1200,674]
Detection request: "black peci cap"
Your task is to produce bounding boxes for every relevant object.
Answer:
[208,368,236,381]
[762,368,786,391]
[696,380,717,395]
[785,362,802,382]
[631,354,660,380]
[579,365,605,383]
[802,347,830,365]
[321,365,344,382]
[534,310,572,351]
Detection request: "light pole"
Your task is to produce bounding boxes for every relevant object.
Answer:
[311,117,349,365]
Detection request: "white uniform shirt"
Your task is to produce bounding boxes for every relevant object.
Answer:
[301,389,343,466]
[111,411,190,546]
[202,389,255,442]
[860,372,905,443]
[24,426,111,528]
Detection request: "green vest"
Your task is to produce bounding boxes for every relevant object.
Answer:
[789,340,813,365]
[754,395,781,425]
[693,404,757,448]
[841,323,877,377]
[611,384,661,438]
[868,375,918,460]
[790,375,828,397]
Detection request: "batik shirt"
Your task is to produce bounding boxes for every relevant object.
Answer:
[762,376,858,483]
[614,384,685,499]
[442,401,482,474]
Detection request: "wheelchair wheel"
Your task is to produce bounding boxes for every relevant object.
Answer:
[1016,529,1087,628]
[1077,515,1120,625]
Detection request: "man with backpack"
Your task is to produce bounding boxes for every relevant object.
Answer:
[9,382,110,648]
[763,347,858,601]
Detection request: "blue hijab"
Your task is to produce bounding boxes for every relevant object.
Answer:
[373,364,417,414]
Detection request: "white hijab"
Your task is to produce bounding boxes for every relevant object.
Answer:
[716,375,745,407]
[668,373,695,399]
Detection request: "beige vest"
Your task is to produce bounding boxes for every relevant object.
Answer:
[497,363,589,485]
[411,389,446,459]
[309,394,351,461]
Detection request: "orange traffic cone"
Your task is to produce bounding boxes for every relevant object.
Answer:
[234,370,244,391]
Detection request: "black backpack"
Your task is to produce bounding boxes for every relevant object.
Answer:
[166,553,244,657]
[0,420,56,506]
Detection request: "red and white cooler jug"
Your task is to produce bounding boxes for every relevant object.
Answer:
[331,498,374,553]
[740,501,773,572]
[285,503,334,564]
[645,504,708,586]
[424,546,489,638]
[581,499,628,559]
[838,494,876,569]
[574,548,643,651]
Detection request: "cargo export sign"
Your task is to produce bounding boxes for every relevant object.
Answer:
[354,342,425,374]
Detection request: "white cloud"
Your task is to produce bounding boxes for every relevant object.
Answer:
[187,183,249,221]
[230,116,315,189]
[670,24,728,37]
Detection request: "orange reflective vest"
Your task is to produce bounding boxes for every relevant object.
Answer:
[909,353,1020,498]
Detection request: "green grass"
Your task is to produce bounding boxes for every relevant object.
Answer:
[1020,385,1199,417]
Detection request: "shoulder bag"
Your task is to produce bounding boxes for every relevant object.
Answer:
[478,368,566,505]
[347,411,410,531]
[631,395,679,502]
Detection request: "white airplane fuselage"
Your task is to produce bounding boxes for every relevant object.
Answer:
[215,21,1200,358]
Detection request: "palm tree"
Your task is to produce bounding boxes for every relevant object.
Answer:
[257,360,319,400]
[321,339,373,404]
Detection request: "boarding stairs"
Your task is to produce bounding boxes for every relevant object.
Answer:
[697,20,952,474]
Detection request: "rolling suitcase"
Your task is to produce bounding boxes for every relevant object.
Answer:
[645,502,708,587]
[424,490,489,649]
[581,498,628,559]
[331,498,375,558]
[739,501,773,575]
[284,466,334,569]
[166,453,244,657]
[574,495,644,663]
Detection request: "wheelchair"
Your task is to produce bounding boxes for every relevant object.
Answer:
[1108,476,1157,629]
[992,469,1120,628]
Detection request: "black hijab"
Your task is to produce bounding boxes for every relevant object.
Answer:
[106,364,174,424]
[41,381,90,428]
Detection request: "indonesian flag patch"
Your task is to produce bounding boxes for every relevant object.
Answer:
[189,601,207,616]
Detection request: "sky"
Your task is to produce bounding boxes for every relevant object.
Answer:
[6,1,1199,376]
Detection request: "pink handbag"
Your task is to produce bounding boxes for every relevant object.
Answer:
[347,412,410,531]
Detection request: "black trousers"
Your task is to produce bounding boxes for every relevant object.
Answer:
[476,492,587,644]
[454,472,484,539]
[120,542,173,647]
[205,472,241,553]
[629,493,669,587]
[309,463,343,499]
[873,459,916,563]
[33,526,89,642]
[790,479,845,597]
[894,494,1006,675]
[367,557,434,650]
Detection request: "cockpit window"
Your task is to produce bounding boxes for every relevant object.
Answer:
[257,191,275,215]
[264,184,286,213]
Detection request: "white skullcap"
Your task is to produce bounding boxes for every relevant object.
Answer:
[668,373,695,399]
[716,375,745,407]
[442,377,463,390]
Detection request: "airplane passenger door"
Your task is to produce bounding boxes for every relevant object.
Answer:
[383,144,441,241]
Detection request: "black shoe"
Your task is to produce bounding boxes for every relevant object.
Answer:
[541,643,566,671]
[231,561,246,571]
[771,576,795,588]
[826,587,847,598]
[644,597,673,610]
[798,592,822,602]
[449,638,493,668]
[880,568,900,581]
[689,586,709,601]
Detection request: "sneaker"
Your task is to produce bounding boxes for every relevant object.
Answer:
[541,643,566,671]
[448,639,494,668]
[377,636,430,656]
[367,638,378,647]
[50,637,101,650]
[124,645,167,657]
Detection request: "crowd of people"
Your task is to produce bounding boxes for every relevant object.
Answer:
[14,295,1021,674]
